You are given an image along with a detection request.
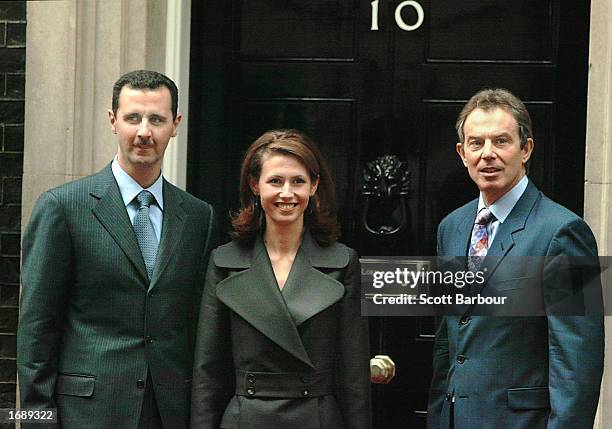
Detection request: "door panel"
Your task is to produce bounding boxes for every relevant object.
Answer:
[189,1,591,427]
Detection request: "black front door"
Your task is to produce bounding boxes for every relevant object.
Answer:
[188,1,591,427]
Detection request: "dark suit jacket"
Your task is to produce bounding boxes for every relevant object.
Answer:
[427,180,604,429]
[17,165,219,428]
[191,232,371,429]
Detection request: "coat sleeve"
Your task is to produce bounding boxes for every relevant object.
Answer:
[335,249,372,429]
[17,191,72,413]
[544,218,604,429]
[191,252,235,428]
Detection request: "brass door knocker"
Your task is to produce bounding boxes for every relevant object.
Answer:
[361,155,411,236]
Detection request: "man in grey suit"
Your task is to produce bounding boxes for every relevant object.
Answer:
[427,89,604,428]
[17,70,218,428]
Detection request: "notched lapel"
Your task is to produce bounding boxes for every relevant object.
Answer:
[150,182,185,288]
[215,240,314,368]
[91,167,148,285]
[472,182,541,296]
[451,201,477,257]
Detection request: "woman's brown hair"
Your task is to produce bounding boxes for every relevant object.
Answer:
[231,129,340,246]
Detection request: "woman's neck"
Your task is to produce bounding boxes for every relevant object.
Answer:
[263,221,304,257]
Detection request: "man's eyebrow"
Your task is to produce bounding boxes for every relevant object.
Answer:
[466,131,513,139]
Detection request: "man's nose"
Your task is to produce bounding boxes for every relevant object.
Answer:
[137,119,152,138]
[481,140,496,158]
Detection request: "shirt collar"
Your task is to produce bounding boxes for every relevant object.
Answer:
[477,175,528,223]
[111,157,164,210]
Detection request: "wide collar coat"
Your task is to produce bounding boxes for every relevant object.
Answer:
[212,232,349,368]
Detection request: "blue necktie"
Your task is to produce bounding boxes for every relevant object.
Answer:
[134,190,158,280]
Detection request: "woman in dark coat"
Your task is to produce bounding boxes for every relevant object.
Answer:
[191,129,371,428]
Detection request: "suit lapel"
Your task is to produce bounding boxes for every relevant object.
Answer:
[281,233,346,326]
[215,237,315,368]
[149,181,185,289]
[470,181,542,297]
[91,165,149,286]
[451,201,477,257]
[448,204,477,315]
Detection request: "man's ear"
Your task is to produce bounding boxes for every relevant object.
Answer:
[522,138,534,164]
[108,109,117,134]
[456,142,468,167]
[171,113,183,137]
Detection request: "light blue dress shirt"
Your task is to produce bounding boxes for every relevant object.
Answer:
[111,158,164,243]
[477,174,528,248]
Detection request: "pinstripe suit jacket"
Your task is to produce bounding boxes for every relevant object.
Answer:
[17,164,219,428]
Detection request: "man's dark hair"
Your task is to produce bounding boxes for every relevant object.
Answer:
[112,70,179,120]
[456,88,533,149]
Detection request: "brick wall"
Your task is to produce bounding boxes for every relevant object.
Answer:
[0,0,25,413]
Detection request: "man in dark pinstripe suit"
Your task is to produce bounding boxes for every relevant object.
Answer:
[17,70,219,428]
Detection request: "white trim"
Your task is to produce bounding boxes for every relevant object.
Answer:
[163,0,191,190]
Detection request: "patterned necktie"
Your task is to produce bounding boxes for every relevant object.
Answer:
[134,190,158,280]
[468,207,495,271]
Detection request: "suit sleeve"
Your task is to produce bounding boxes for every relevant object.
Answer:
[191,252,235,428]
[196,204,223,295]
[17,191,72,413]
[544,218,604,429]
[427,219,450,428]
[427,317,449,428]
[336,249,372,429]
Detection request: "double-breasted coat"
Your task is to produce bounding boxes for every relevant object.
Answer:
[191,232,371,428]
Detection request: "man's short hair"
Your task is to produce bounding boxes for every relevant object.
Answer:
[112,70,179,120]
[456,88,533,148]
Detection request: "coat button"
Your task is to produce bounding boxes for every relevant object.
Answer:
[459,317,471,325]
[247,388,255,396]
[145,336,154,343]
[445,393,452,401]
[301,376,309,384]
[137,379,145,388]
[247,373,256,384]
[456,354,466,364]
[302,389,309,396]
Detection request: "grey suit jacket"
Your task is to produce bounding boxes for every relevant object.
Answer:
[17,165,219,428]
[427,180,604,429]
[191,232,371,429]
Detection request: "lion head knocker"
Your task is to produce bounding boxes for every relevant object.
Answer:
[361,155,411,236]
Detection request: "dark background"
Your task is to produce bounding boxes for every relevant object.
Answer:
[188,1,592,427]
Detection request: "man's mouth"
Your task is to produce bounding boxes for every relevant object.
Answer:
[480,167,501,174]
[135,139,154,147]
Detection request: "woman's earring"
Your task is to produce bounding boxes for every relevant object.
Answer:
[253,194,260,209]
